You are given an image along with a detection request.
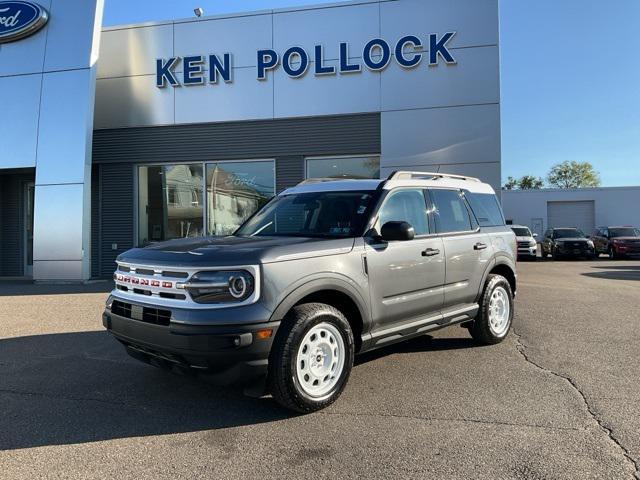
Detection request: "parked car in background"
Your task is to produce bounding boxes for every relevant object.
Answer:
[511,225,538,260]
[541,228,595,260]
[591,226,640,259]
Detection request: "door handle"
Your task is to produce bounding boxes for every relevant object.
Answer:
[422,248,440,257]
[474,242,487,251]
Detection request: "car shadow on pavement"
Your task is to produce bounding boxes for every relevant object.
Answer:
[581,264,640,281]
[0,330,476,451]
[355,334,477,366]
[0,330,290,451]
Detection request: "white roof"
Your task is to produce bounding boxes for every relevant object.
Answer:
[281,176,496,196]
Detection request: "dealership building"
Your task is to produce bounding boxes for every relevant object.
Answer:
[0,0,501,281]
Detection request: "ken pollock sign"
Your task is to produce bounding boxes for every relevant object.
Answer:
[0,1,48,44]
[156,32,457,88]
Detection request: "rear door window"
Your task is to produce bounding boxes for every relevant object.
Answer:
[428,189,474,234]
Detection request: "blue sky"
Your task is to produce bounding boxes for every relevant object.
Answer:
[103,0,640,187]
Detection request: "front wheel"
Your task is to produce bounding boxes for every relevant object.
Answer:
[268,303,354,413]
[469,274,514,345]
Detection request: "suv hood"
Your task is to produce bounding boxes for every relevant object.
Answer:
[515,236,534,241]
[555,237,589,242]
[611,236,640,241]
[117,235,356,268]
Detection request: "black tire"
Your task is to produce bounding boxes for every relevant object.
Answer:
[268,303,354,413]
[609,247,618,260]
[469,274,514,345]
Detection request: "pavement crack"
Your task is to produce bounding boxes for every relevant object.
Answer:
[513,329,640,480]
[0,387,149,411]
[319,410,581,433]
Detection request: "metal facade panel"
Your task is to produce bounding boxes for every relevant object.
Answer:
[0,0,51,77]
[43,0,104,71]
[98,24,174,79]
[175,67,274,124]
[381,104,501,164]
[35,69,97,185]
[32,184,85,261]
[380,46,500,111]
[0,74,41,169]
[273,60,381,118]
[92,114,381,164]
[175,14,273,68]
[380,0,499,48]
[272,2,379,60]
[94,75,175,129]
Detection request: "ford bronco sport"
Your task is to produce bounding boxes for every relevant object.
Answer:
[103,171,517,412]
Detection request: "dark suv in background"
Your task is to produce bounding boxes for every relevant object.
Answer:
[591,226,640,259]
[541,228,595,260]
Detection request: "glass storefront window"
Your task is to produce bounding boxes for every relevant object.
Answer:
[138,164,204,245]
[306,155,380,179]
[206,161,275,236]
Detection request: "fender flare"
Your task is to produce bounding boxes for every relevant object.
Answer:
[475,255,517,302]
[269,273,371,332]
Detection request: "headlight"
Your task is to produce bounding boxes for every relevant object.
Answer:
[178,270,255,304]
[555,240,564,245]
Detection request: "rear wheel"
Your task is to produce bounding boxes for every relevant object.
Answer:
[469,274,514,345]
[268,303,354,413]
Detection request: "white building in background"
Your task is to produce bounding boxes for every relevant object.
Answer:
[502,187,640,237]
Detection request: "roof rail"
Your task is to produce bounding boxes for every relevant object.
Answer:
[387,171,481,183]
[296,176,360,186]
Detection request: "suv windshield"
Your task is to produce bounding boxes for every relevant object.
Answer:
[609,227,640,238]
[511,227,531,237]
[554,228,585,239]
[236,191,376,238]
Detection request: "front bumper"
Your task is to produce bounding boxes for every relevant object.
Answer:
[555,244,595,257]
[103,302,280,385]
[517,246,537,257]
[613,244,640,256]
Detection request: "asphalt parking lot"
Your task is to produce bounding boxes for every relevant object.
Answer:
[1,259,639,479]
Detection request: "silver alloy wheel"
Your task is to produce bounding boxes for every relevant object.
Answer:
[488,286,511,337]
[295,322,345,399]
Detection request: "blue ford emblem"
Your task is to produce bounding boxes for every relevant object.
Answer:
[0,1,48,44]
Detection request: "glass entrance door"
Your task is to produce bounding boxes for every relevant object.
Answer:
[24,182,35,277]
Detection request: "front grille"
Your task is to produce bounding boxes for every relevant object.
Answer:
[114,264,190,301]
[111,300,172,326]
[518,241,532,248]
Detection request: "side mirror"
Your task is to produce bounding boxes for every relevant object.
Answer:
[381,221,415,242]
[532,233,538,238]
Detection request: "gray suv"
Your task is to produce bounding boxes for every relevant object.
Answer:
[103,171,517,412]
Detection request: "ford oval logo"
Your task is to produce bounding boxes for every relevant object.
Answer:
[0,1,48,44]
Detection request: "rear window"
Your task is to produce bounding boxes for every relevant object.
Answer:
[465,192,505,227]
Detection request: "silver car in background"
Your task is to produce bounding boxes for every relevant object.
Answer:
[511,225,538,260]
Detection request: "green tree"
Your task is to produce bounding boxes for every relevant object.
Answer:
[547,161,601,188]
[503,175,545,190]
[503,176,518,190]
[518,175,545,189]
